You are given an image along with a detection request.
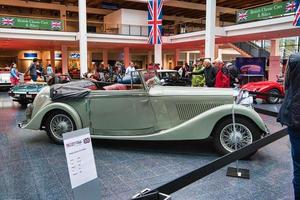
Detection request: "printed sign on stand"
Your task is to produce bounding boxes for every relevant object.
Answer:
[63,128,101,200]
[63,128,98,188]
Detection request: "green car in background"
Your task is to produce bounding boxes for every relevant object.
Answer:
[20,70,269,155]
[8,74,71,107]
[8,82,47,107]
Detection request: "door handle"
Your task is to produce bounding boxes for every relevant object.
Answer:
[140,99,149,103]
[132,93,146,97]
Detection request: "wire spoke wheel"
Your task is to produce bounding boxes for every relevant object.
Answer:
[49,114,74,140]
[220,123,253,153]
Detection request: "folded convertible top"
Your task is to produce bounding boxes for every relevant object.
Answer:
[50,80,95,101]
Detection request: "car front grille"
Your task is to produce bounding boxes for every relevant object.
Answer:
[176,103,220,121]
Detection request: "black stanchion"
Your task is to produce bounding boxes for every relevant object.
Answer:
[131,128,287,199]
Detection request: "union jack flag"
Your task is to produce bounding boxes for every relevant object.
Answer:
[293,0,300,26]
[286,1,296,12]
[51,21,62,29]
[237,11,248,22]
[148,0,163,45]
[1,18,14,26]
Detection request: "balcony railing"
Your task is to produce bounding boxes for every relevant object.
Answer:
[90,23,148,36]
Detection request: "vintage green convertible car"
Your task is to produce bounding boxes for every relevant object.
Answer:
[20,70,268,155]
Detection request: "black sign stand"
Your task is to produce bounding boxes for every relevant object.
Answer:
[226,167,250,179]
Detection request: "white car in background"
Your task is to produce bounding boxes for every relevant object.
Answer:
[0,68,11,89]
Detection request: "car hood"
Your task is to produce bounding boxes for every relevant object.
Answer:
[149,86,234,96]
[242,81,278,91]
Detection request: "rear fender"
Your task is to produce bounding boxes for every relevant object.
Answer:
[23,102,83,130]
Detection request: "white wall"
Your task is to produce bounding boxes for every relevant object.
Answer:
[104,9,147,35]
[121,9,147,25]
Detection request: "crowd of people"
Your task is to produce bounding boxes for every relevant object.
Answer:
[177,58,239,88]
[9,57,239,88]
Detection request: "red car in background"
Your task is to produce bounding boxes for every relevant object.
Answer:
[241,81,285,104]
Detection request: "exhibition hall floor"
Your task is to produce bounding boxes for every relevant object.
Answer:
[0,92,293,200]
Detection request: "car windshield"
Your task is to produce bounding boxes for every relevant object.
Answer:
[140,70,162,88]
[159,71,180,80]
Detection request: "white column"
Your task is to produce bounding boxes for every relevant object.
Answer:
[154,44,162,68]
[186,52,190,65]
[205,0,216,60]
[79,0,88,77]
[218,48,223,60]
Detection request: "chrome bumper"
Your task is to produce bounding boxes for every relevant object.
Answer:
[18,103,33,128]
[18,121,27,128]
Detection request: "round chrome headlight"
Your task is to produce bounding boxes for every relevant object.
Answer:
[240,96,254,106]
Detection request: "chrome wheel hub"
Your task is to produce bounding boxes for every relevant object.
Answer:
[220,123,253,153]
[50,114,73,140]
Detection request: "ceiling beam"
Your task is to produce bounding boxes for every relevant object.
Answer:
[0,0,112,15]
[125,0,238,14]
[165,0,237,14]
[164,16,203,24]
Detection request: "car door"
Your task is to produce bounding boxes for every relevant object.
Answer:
[88,89,156,136]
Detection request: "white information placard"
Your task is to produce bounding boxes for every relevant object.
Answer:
[63,128,98,189]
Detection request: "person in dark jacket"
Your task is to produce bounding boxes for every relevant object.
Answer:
[25,58,38,81]
[277,53,300,200]
[203,59,217,87]
[225,62,239,87]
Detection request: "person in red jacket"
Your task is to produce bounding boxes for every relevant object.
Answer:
[213,58,230,88]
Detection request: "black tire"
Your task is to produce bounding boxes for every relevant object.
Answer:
[19,100,28,108]
[267,89,280,104]
[45,110,76,144]
[213,116,261,156]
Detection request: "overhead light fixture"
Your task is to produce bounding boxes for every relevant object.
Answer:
[101,2,119,10]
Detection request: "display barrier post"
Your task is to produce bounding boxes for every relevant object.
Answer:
[226,97,250,179]
[132,188,171,200]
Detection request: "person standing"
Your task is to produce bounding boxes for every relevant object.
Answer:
[10,63,19,86]
[178,64,188,78]
[125,61,136,75]
[191,58,205,87]
[47,64,54,75]
[277,53,300,200]
[214,58,230,88]
[203,59,217,87]
[37,62,44,77]
[225,62,239,87]
[25,58,38,82]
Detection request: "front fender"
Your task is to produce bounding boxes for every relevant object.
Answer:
[157,104,268,140]
[23,102,83,130]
